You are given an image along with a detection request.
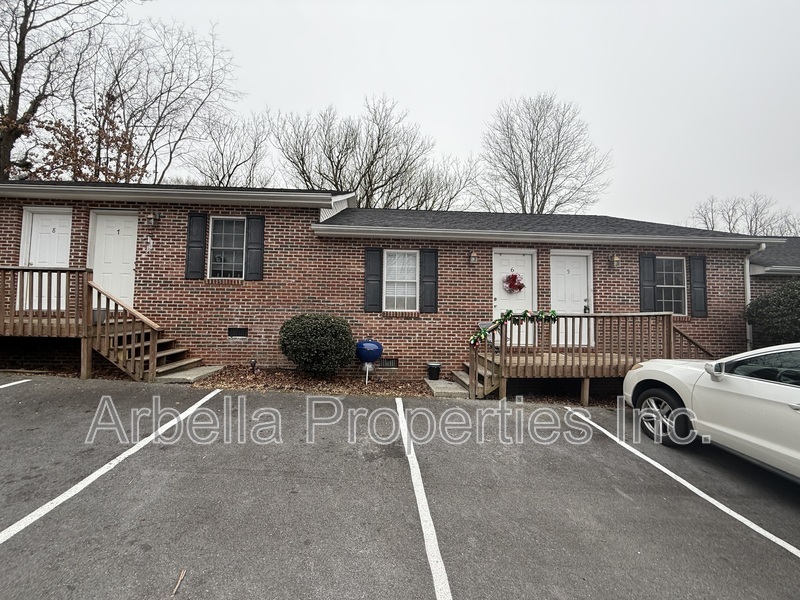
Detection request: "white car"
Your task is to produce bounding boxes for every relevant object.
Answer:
[623,343,800,481]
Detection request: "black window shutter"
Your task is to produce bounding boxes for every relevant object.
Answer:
[364,248,383,312]
[185,212,208,280]
[689,255,707,317]
[639,253,656,312]
[244,216,265,281]
[419,249,438,313]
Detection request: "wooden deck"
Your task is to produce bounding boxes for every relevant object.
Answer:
[467,313,715,403]
[486,350,638,379]
[2,316,85,338]
[1,267,169,381]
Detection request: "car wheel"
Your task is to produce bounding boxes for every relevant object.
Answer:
[635,388,691,446]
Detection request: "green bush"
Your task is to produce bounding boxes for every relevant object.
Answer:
[745,279,800,347]
[279,314,355,377]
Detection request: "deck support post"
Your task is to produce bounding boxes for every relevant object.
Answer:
[80,337,92,379]
[580,378,590,407]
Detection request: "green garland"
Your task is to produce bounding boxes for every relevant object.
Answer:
[469,309,558,347]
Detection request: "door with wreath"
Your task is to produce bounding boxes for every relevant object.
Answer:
[492,250,536,347]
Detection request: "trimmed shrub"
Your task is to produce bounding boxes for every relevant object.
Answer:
[279,314,355,377]
[745,279,800,348]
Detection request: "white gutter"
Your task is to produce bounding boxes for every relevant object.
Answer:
[312,224,777,249]
[744,242,767,351]
[759,265,800,274]
[0,183,335,208]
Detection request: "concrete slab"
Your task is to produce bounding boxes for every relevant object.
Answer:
[424,377,469,398]
[155,365,224,384]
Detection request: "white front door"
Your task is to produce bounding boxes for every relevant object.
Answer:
[493,251,535,345]
[90,213,138,306]
[21,209,72,309]
[550,252,591,346]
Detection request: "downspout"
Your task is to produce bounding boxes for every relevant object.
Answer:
[744,243,766,350]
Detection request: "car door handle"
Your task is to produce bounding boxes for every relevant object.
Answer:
[791,404,800,412]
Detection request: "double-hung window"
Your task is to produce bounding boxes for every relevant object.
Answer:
[655,257,687,315]
[384,250,419,311]
[209,218,246,279]
[185,213,264,281]
[364,247,438,313]
[640,254,705,317]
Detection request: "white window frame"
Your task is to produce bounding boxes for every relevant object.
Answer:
[207,216,247,280]
[655,256,688,316]
[383,249,419,312]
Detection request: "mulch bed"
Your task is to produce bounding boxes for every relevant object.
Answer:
[193,365,432,397]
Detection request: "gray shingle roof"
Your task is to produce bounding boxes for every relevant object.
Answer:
[321,208,760,239]
[750,237,800,268]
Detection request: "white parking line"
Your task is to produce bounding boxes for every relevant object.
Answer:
[395,398,453,600]
[567,408,800,560]
[0,379,31,389]
[0,389,222,546]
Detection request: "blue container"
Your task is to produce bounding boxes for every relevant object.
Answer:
[355,340,383,363]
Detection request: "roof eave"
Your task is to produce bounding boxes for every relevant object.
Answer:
[312,224,774,249]
[755,266,800,275]
[0,183,334,208]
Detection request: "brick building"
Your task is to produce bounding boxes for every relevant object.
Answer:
[0,181,784,383]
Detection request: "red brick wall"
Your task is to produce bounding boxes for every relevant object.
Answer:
[0,197,753,378]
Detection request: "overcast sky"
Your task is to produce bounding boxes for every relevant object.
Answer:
[130,0,800,225]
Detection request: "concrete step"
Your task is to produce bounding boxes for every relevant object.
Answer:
[425,376,469,399]
[156,365,224,384]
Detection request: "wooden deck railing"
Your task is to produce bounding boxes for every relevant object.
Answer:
[88,282,164,382]
[469,312,715,400]
[1,266,164,382]
[0,267,90,337]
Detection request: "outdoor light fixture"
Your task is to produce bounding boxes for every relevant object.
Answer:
[469,250,478,264]
[145,212,162,227]
[609,254,622,269]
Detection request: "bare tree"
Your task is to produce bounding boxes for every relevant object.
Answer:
[0,0,132,179]
[187,110,272,187]
[92,20,236,183]
[26,90,146,181]
[476,93,612,214]
[17,17,237,183]
[271,96,474,209]
[688,192,799,236]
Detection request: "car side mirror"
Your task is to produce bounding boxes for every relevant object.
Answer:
[704,362,724,382]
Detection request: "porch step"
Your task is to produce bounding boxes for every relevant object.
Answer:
[462,362,498,379]
[156,365,224,384]
[152,347,189,361]
[155,357,204,375]
[425,376,469,399]
[450,370,487,399]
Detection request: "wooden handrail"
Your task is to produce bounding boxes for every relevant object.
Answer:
[2,266,94,273]
[0,267,91,338]
[88,282,163,332]
[88,281,164,381]
[673,326,715,359]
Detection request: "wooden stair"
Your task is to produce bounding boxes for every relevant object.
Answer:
[105,330,202,379]
[452,357,501,399]
[88,280,202,382]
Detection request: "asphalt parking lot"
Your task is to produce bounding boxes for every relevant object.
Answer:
[1,375,799,599]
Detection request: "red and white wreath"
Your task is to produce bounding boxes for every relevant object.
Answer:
[502,272,526,293]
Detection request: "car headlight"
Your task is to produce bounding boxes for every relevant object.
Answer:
[629,363,644,371]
